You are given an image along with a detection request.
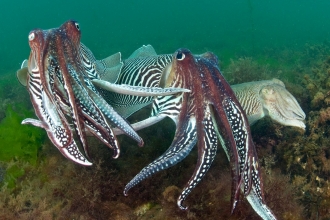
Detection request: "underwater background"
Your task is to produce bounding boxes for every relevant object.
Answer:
[1,0,330,219]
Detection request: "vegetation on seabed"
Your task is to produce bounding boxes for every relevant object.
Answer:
[0,42,330,219]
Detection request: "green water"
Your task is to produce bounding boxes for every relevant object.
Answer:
[1,0,330,74]
[1,1,330,219]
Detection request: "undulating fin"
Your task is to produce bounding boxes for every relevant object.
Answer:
[99,64,123,83]
[16,59,29,86]
[98,52,121,68]
[96,52,123,83]
[80,43,123,83]
[17,67,28,86]
[127,44,157,59]
[21,59,28,69]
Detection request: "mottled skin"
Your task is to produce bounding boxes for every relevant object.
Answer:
[124,49,276,219]
[22,20,144,165]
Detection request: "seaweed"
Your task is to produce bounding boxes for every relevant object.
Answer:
[0,104,45,188]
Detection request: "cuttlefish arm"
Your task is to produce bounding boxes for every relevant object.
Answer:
[124,115,197,195]
[92,79,190,96]
[23,66,92,166]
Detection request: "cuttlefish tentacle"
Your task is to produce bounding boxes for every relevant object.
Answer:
[67,65,122,158]
[92,79,190,97]
[177,105,218,209]
[124,84,199,194]
[124,115,197,195]
[204,57,264,211]
[48,54,121,158]
[55,36,143,152]
[87,89,143,147]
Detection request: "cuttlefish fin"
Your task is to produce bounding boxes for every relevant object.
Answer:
[99,52,121,68]
[99,64,123,83]
[127,44,157,59]
[80,43,123,83]
[16,59,28,86]
[95,52,123,83]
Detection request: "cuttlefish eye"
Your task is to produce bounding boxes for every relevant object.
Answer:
[28,32,35,41]
[176,52,185,61]
[74,22,80,30]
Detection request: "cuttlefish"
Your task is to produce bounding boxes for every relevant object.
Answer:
[17,21,188,165]
[122,49,277,219]
[92,45,305,133]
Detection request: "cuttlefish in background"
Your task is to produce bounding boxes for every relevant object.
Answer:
[16,21,188,165]
[121,48,277,219]
[92,45,305,133]
[232,78,305,129]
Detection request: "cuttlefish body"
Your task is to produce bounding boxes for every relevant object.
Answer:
[19,20,145,165]
[124,49,276,219]
[94,45,305,134]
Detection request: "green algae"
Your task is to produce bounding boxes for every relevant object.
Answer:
[0,105,45,188]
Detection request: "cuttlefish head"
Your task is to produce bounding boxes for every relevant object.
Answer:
[260,79,306,129]
[27,20,81,86]
[17,21,81,87]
